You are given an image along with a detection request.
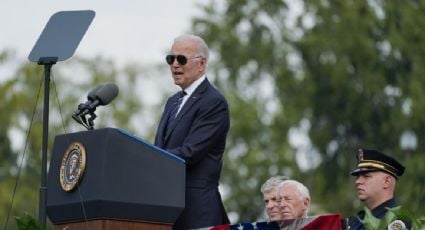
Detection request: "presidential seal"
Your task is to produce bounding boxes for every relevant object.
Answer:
[60,142,87,191]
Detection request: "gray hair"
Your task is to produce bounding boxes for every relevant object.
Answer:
[174,34,210,61]
[278,179,310,200]
[260,176,289,193]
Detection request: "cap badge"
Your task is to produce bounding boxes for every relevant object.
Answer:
[358,149,364,161]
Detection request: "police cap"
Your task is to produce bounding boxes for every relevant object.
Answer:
[351,148,405,179]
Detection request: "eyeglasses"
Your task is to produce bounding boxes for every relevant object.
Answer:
[166,55,202,65]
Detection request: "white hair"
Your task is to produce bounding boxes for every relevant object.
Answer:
[174,34,210,61]
[277,179,311,216]
[278,179,310,200]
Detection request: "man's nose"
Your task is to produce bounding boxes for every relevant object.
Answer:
[266,202,273,208]
[171,59,179,65]
[355,177,362,185]
[278,200,287,208]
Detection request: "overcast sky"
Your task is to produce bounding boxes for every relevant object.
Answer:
[0,0,210,147]
[0,0,203,66]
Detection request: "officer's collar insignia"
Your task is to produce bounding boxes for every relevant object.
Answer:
[388,219,406,230]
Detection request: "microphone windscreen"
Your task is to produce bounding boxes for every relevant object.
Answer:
[96,83,119,105]
[87,84,104,101]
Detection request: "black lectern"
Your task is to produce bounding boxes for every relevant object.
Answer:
[47,128,185,229]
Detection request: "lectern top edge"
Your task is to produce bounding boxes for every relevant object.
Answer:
[117,128,185,164]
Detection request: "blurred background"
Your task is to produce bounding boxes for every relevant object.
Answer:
[1,0,425,228]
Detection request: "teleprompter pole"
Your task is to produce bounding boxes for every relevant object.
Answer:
[38,57,57,227]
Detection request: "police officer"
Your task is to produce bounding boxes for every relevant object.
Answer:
[348,148,409,230]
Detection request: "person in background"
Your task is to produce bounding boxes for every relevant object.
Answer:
[276,179,311,221]
[260,176,289,221]
[348,148,409,230]
[154,34,230,230]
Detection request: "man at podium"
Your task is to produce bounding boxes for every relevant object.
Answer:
[155,34,230,230]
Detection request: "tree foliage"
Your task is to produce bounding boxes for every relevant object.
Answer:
[192,0,425,222]
[2,0,425,228]
[0,52,158,228]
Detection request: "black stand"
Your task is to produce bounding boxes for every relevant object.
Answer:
[28,10,95,227]
[38,57,57,227]
[73,102,98,130]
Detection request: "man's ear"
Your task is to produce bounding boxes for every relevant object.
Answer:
[304,197,310,207]
[383,174,395,189]
[198,58,207,72]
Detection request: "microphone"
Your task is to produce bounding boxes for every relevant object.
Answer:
[93,83,119,106]
[87,84,103,101]
[74,84,104,115]
[74,83,119,117]
[72,83,119,130]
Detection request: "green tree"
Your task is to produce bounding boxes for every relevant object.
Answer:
[0,52,159,229]
[0,51,16,182]
[191,0,425,222]
[293,0,425,216]
[3,0,425,227]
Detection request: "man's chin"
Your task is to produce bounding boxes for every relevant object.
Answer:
[269,216,281,222]
[281,214,295,220]
[173,79,183,87]
[357,193,366,200]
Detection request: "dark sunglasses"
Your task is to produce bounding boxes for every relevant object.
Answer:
[166,55,202,65]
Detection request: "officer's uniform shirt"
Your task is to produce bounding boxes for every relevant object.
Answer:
[348,198,398,230]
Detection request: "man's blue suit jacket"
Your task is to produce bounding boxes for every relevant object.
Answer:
[155,78,230,230]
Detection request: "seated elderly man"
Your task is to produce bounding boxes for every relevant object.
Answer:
[276,180,345,229]
[277,179,310,220]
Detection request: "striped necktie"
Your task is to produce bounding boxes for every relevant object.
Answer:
[166,91,186,134]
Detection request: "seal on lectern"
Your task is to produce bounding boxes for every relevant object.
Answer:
[60,142,86,191]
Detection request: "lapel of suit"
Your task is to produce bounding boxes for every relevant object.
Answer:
[164,79,210,143]
[156,94,178,147]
